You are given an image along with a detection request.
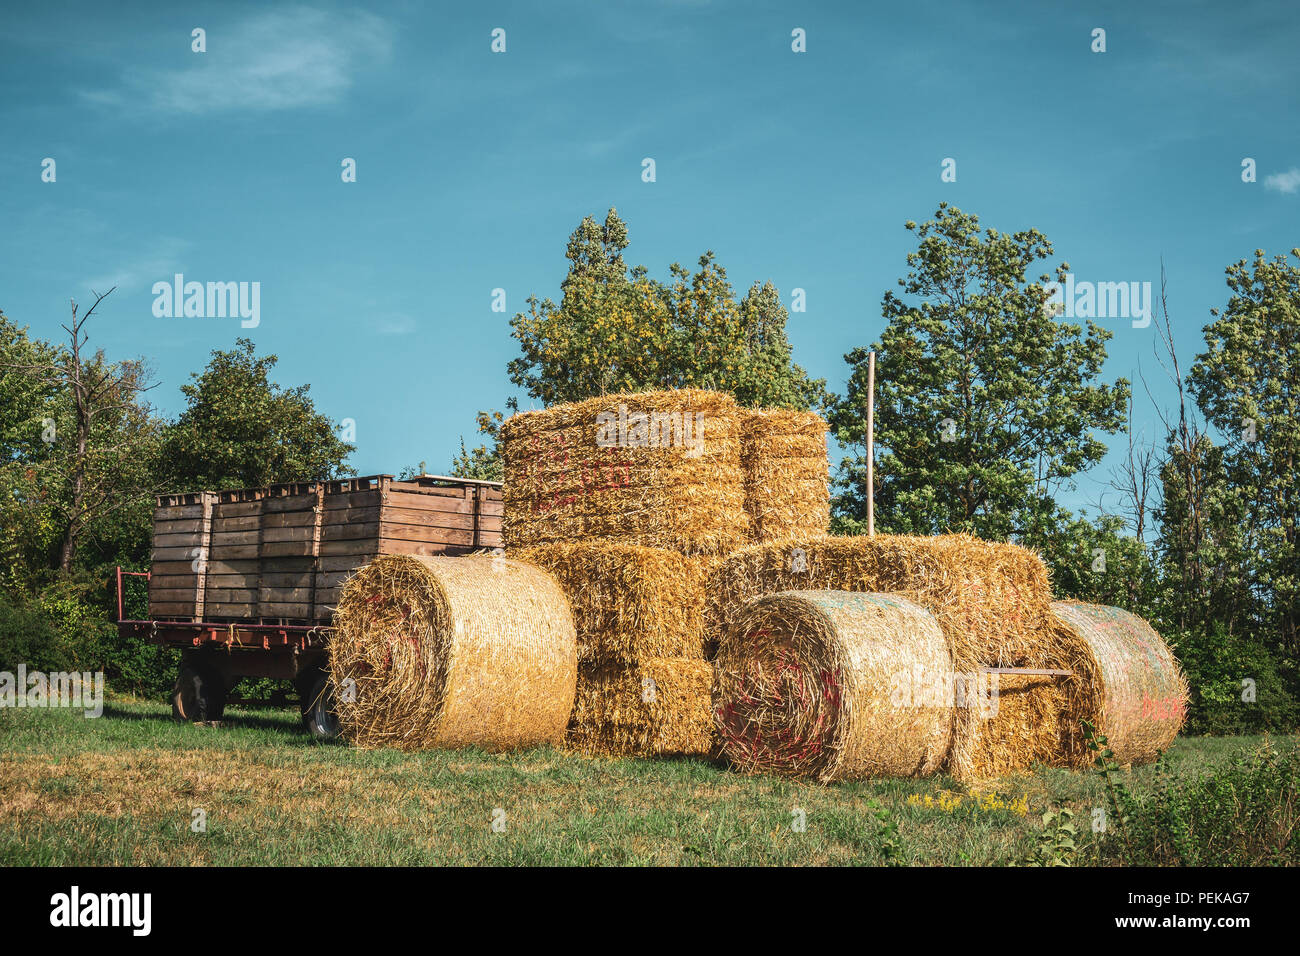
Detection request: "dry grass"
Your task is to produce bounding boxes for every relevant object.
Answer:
[714,590,953,782]
[500,389,748,555]
[329,555,577,751]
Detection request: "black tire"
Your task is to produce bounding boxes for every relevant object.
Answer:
[300,671,340,740]
[171,662,226,723]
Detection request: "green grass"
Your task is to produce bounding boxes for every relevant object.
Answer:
[0,699,1282,865]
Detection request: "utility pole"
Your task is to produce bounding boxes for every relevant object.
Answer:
[866,350,876,537]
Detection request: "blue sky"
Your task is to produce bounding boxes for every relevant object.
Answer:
[2,0,1297,515]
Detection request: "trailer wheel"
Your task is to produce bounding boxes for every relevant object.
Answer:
[301,671,340,740]
[171,663,226,723]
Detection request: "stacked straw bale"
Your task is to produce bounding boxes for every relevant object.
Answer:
[500,389,748,555]
[567,657,715,757]
[1049,601,1188,768]
[511,542,714,663]
[714,590,953,782]
[328,554,577,751]
[740,409,831,542]
[707,534,1066,780]
[513,541,717,756]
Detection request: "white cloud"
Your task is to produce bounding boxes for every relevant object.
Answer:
[1264,167,1300,194]
[84,7,392,114]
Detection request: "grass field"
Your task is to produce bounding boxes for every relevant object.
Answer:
[0,699,1278,866]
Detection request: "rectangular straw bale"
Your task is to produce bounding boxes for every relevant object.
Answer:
[511,542,720,663]
[740,409,830,542]
[501,389,747,555]
[975,673,1067,775]
[708,534,1053,661]
[567,657,716,758]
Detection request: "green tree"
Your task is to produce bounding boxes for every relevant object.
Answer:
[506,208,825,409]
[0,310,63,590]
[2,291,163,572]
[448,407,509,482]
[159,338,354,490]
[1188,248,1300,659]
[1035,511,1157,611]
[830,204,1129,539]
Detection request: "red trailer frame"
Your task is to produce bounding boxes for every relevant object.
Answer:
[116,568,335,727]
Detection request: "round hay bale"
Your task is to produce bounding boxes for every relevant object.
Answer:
[329,554,577,751]
[1051,601,1188,767]
[714,590,954,782]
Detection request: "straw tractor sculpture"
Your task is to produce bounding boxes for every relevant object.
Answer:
[328,389,1187,782]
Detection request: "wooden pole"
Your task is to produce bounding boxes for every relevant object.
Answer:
[866,350,876,537]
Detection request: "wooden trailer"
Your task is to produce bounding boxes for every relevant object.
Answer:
[117,474,503,736]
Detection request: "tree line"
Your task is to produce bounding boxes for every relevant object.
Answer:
[2,204,1296,732]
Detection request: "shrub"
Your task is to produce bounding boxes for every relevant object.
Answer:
[1088,726,1300,865]
[1173,622,1298,735]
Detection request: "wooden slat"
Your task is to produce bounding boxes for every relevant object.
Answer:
[153,518,205,535]
[258,587,313,602]
[322,504,380,525]
[149,574,204,591]
[317,554,375,572]
[153,531,206,549]
[260,541,315,558]
[205,588,258,603]
[154,503,205,521]
[318,539,383,557]
[257,571,316,589]
[208,544,260,560]
[204,602,261,617]
[202,514,259,532]
[321,490,381,511]
[380,523,474,546]
[259,525,316,543]
[259,557,316,573]
[211,530,260,546]
[212,501,263,518]
[262,493,319,514]
[386,491,476,514]
[150,601,204,616]
[382,506,477,530]
[260,510,316,529]
[388,484,471,501]
[378,538,472,557]
[152,545,204,562]
[256,603,313,618]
